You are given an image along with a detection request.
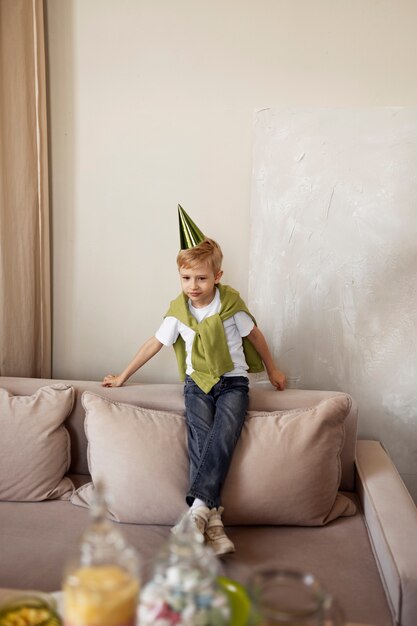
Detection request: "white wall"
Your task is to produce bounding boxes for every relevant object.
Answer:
[250,107,417,502]
[46,1,417,390]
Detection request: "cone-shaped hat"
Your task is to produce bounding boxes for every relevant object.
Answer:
[178,204,205,249]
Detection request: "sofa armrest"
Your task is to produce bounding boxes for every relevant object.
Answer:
[355,440,417,626]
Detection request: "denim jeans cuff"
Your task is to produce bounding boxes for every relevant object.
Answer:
[186,491,217,510]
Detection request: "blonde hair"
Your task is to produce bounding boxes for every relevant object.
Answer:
[177,238,223,275]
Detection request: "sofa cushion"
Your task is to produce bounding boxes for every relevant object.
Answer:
[0,384,74,501]
[72,391,355,525]
[73,392,189,524]
[222,396,356,525]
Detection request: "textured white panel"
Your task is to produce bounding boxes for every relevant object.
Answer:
[249,108,417,500]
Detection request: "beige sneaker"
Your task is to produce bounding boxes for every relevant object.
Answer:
[190,504,211,535]
[205,507,235,556]
[172,505,211,538]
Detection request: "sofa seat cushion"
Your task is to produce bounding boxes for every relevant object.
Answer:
[71,392,355,525]
[0,496,392,626]
[0,384,74,501]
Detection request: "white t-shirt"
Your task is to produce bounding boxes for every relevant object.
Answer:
[155,288,254,378]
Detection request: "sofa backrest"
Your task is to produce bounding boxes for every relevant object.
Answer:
[0,377,358,491]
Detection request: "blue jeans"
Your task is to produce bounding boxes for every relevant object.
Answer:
[184,375,249,509]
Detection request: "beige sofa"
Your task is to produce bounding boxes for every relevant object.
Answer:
[1,376,417,626]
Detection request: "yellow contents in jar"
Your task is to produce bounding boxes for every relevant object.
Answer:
[63,566,139,626]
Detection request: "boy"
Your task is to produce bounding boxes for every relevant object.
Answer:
[103,211,286,555]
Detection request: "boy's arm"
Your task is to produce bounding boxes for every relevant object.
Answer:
[245,326,286,390]
[102,336,163,387]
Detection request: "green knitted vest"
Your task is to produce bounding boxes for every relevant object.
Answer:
[165,284,264,393]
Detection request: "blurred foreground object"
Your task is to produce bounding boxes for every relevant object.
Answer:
[139,511,233,626]
[62,482,140,626]
[0,594,61,626]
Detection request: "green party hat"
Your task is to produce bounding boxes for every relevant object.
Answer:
[178,204,205,249]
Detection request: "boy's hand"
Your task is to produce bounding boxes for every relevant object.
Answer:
[268,368,287,391]
[102,374,125,387]
[245,326,287,391]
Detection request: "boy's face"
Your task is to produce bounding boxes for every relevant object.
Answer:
[179,262,223,308]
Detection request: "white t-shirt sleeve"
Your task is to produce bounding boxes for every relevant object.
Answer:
[155,316,180,346]
[234,311,255,337]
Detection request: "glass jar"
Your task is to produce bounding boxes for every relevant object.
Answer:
[62,482,140,626]
[249,568,344,626]
[138,512,231,626]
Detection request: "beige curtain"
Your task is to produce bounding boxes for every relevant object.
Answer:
[0,0,51,377]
